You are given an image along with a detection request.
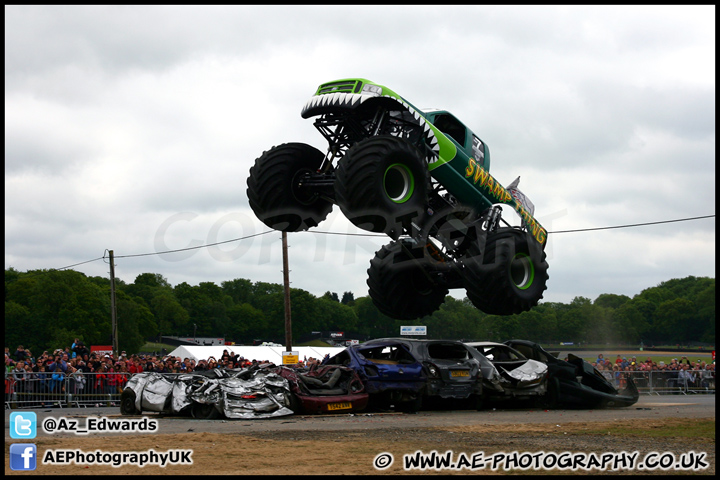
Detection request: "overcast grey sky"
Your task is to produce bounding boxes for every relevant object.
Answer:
[5,5,715,305]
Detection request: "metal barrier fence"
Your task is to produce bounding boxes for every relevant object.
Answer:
[5,372,129,409]
[5,369,716,410]
[601,370,715,395]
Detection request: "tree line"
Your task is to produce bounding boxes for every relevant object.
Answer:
[4,268,715,355]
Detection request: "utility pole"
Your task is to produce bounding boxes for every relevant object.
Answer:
[108,250,119,357]
[282,231,292,352]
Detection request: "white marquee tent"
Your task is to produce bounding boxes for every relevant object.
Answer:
[167,345,344,364]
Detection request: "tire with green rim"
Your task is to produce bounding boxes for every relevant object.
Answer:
[247,143,333,232]
[335,135,428,239]
[462,227,549,315]
[367,240,448,319]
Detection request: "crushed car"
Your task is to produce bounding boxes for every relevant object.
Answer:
[361,338,484,410]
[323,340,427,412]
[504,339,639,409]
[274,364,369,414]
[120,364,369,419]
[464,341,548,404]
[120,366,294,419]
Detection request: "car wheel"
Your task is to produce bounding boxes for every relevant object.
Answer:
[471,393,484,411]
[286,392,302,414]
[191,402,220,420]
[335,135,428,239]
[398,395,423,413]
[120,389,138,415]
[462,227,549,315]
[367,240,448,319]
[247,143,333,232]
[537,378,560,409]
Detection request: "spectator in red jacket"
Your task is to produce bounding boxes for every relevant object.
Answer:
[128,357,144,374]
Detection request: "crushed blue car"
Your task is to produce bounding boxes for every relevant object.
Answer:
[323,340,426,412]
[361,338,483,409]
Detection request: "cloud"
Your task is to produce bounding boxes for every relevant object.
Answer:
[4,5,715,306]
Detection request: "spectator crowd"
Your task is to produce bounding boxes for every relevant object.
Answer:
[5,339,325,404]
[591,353,715,390]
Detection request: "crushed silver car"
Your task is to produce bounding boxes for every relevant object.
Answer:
[120,366,294,419]
[465,341,548,402]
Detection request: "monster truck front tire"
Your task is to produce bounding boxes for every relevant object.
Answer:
[462,227,549,315]
[367,240,448,320]
[247,143,333,232]
[335,135,429,239]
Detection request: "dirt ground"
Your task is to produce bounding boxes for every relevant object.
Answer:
[6,416,714,475]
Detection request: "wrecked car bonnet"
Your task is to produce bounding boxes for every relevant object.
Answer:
[503,359,548,382]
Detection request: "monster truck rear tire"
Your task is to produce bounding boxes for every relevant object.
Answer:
[335,135,429,239]
[247,143,333,232]
[462,227,548,315]
[367,240,448,319]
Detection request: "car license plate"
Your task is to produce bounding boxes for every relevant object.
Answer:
[451,370,470,377]
[327,402,352,411]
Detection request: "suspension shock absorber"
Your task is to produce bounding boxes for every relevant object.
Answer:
[482,205,503,234]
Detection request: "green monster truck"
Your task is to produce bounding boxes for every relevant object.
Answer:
[247,78,549,319]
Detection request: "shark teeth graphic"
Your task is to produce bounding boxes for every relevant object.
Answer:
[301,91,440,156]
[302,93,371,116]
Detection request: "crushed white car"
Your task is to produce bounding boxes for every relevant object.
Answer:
[120,366,294,419]
[464,341,548,403]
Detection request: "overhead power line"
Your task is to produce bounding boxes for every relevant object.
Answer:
[547,214,715,234]
[111,230,276,259]
[104,213,715,260]
[310,214,716,237]
[16,213,715,275]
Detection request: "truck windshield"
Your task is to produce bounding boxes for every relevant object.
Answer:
[433,114,466,146]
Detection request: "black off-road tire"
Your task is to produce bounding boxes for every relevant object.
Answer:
[120,389,138,415]
[335,135,429,239]
[462,227,549,315]
[367,240,448,319]
[247,143,333,232]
